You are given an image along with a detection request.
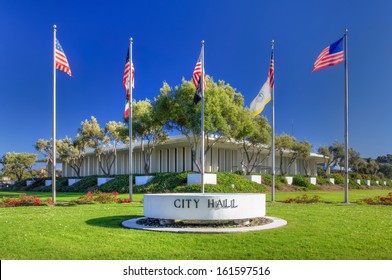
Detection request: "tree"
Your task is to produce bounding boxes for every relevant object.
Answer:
[131,99,168,174]
[57,135,87,178]
[376,154,392,164]
[155,78,247,172]
[34,139,56,176]
[275,134,296,175]
[80,116,129,177]
[0,152,37,182]
[232,112,271,175]
[366,159,379,176]
[378,163,392,179]
[348,147,361,171]
[355,158,368,174]
[317,141,344,175]
[295,141,312,176]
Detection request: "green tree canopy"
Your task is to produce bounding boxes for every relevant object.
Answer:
[34,139,56,176]
[317,141,345,175]
[57,134,88,178]
[79,116,128,177]
[131,99,168,174]
[232,113,271,175]
[155,77,248,172]
[275,133,296,175]
[0,152,37,182]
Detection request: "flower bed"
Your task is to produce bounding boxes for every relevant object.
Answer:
[70,191,132,205]
[0,194,53,207]
[0,192,133,207]
[281,194,323,204]
[357,192,392,205]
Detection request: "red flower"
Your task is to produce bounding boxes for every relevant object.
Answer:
[120,198,132,204]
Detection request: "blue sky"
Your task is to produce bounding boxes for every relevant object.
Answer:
[1,0,391,161]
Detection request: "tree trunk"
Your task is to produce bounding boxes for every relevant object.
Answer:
[143,151,150,175]
[279,151,285,175]
[192,147,202,172]
[303,160,309,176]
[326,164,331,176]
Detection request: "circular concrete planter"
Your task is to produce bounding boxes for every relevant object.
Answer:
[144,193,265,221]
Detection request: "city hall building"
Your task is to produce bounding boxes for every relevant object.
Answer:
[61,135,324,177]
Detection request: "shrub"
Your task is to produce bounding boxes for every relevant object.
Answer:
[138,172,267,194]
[292,175,320,190]
[70,191,94,204]
[261,174,286,190]
[329,173,344,184]
[99,175,131,193]
[317,166,326,177]
[261,174,288,185]
[65,176,99,192]
[357,192,392,205]
[0,194,53,208]
[70,191,120,204]
[216,173,267,193]
[348,179,362,189]
[371,174,383,181]
[135,172,189,193]
[349,173,363,180]
[119,198,133,204]
[316,176,331,185]
[233,170,244,175]
[282,194,323,204]
[94,191,118,204]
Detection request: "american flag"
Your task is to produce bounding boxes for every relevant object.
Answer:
[124,101,129,120]
[123,47,135,99]
[55,39,72,76]
[313,38,344,72]
[192,52,206,104]
[268,49,274,90]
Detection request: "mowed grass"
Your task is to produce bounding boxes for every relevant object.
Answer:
[270,189,392,203]
[0,190,391,260]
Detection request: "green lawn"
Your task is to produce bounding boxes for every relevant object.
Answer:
[270,189,392,203]
[0,190,391,260]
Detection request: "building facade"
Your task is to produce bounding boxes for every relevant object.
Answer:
[61,135,324,177]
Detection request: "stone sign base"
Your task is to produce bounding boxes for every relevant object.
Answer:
[122,193,288,233]
[144,193,265,221]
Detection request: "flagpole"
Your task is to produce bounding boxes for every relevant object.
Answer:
[201,40,205,193]
[271,40,275,202]
[52,24,57,204]
[128,37,133,201]
[343,29,349,203]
